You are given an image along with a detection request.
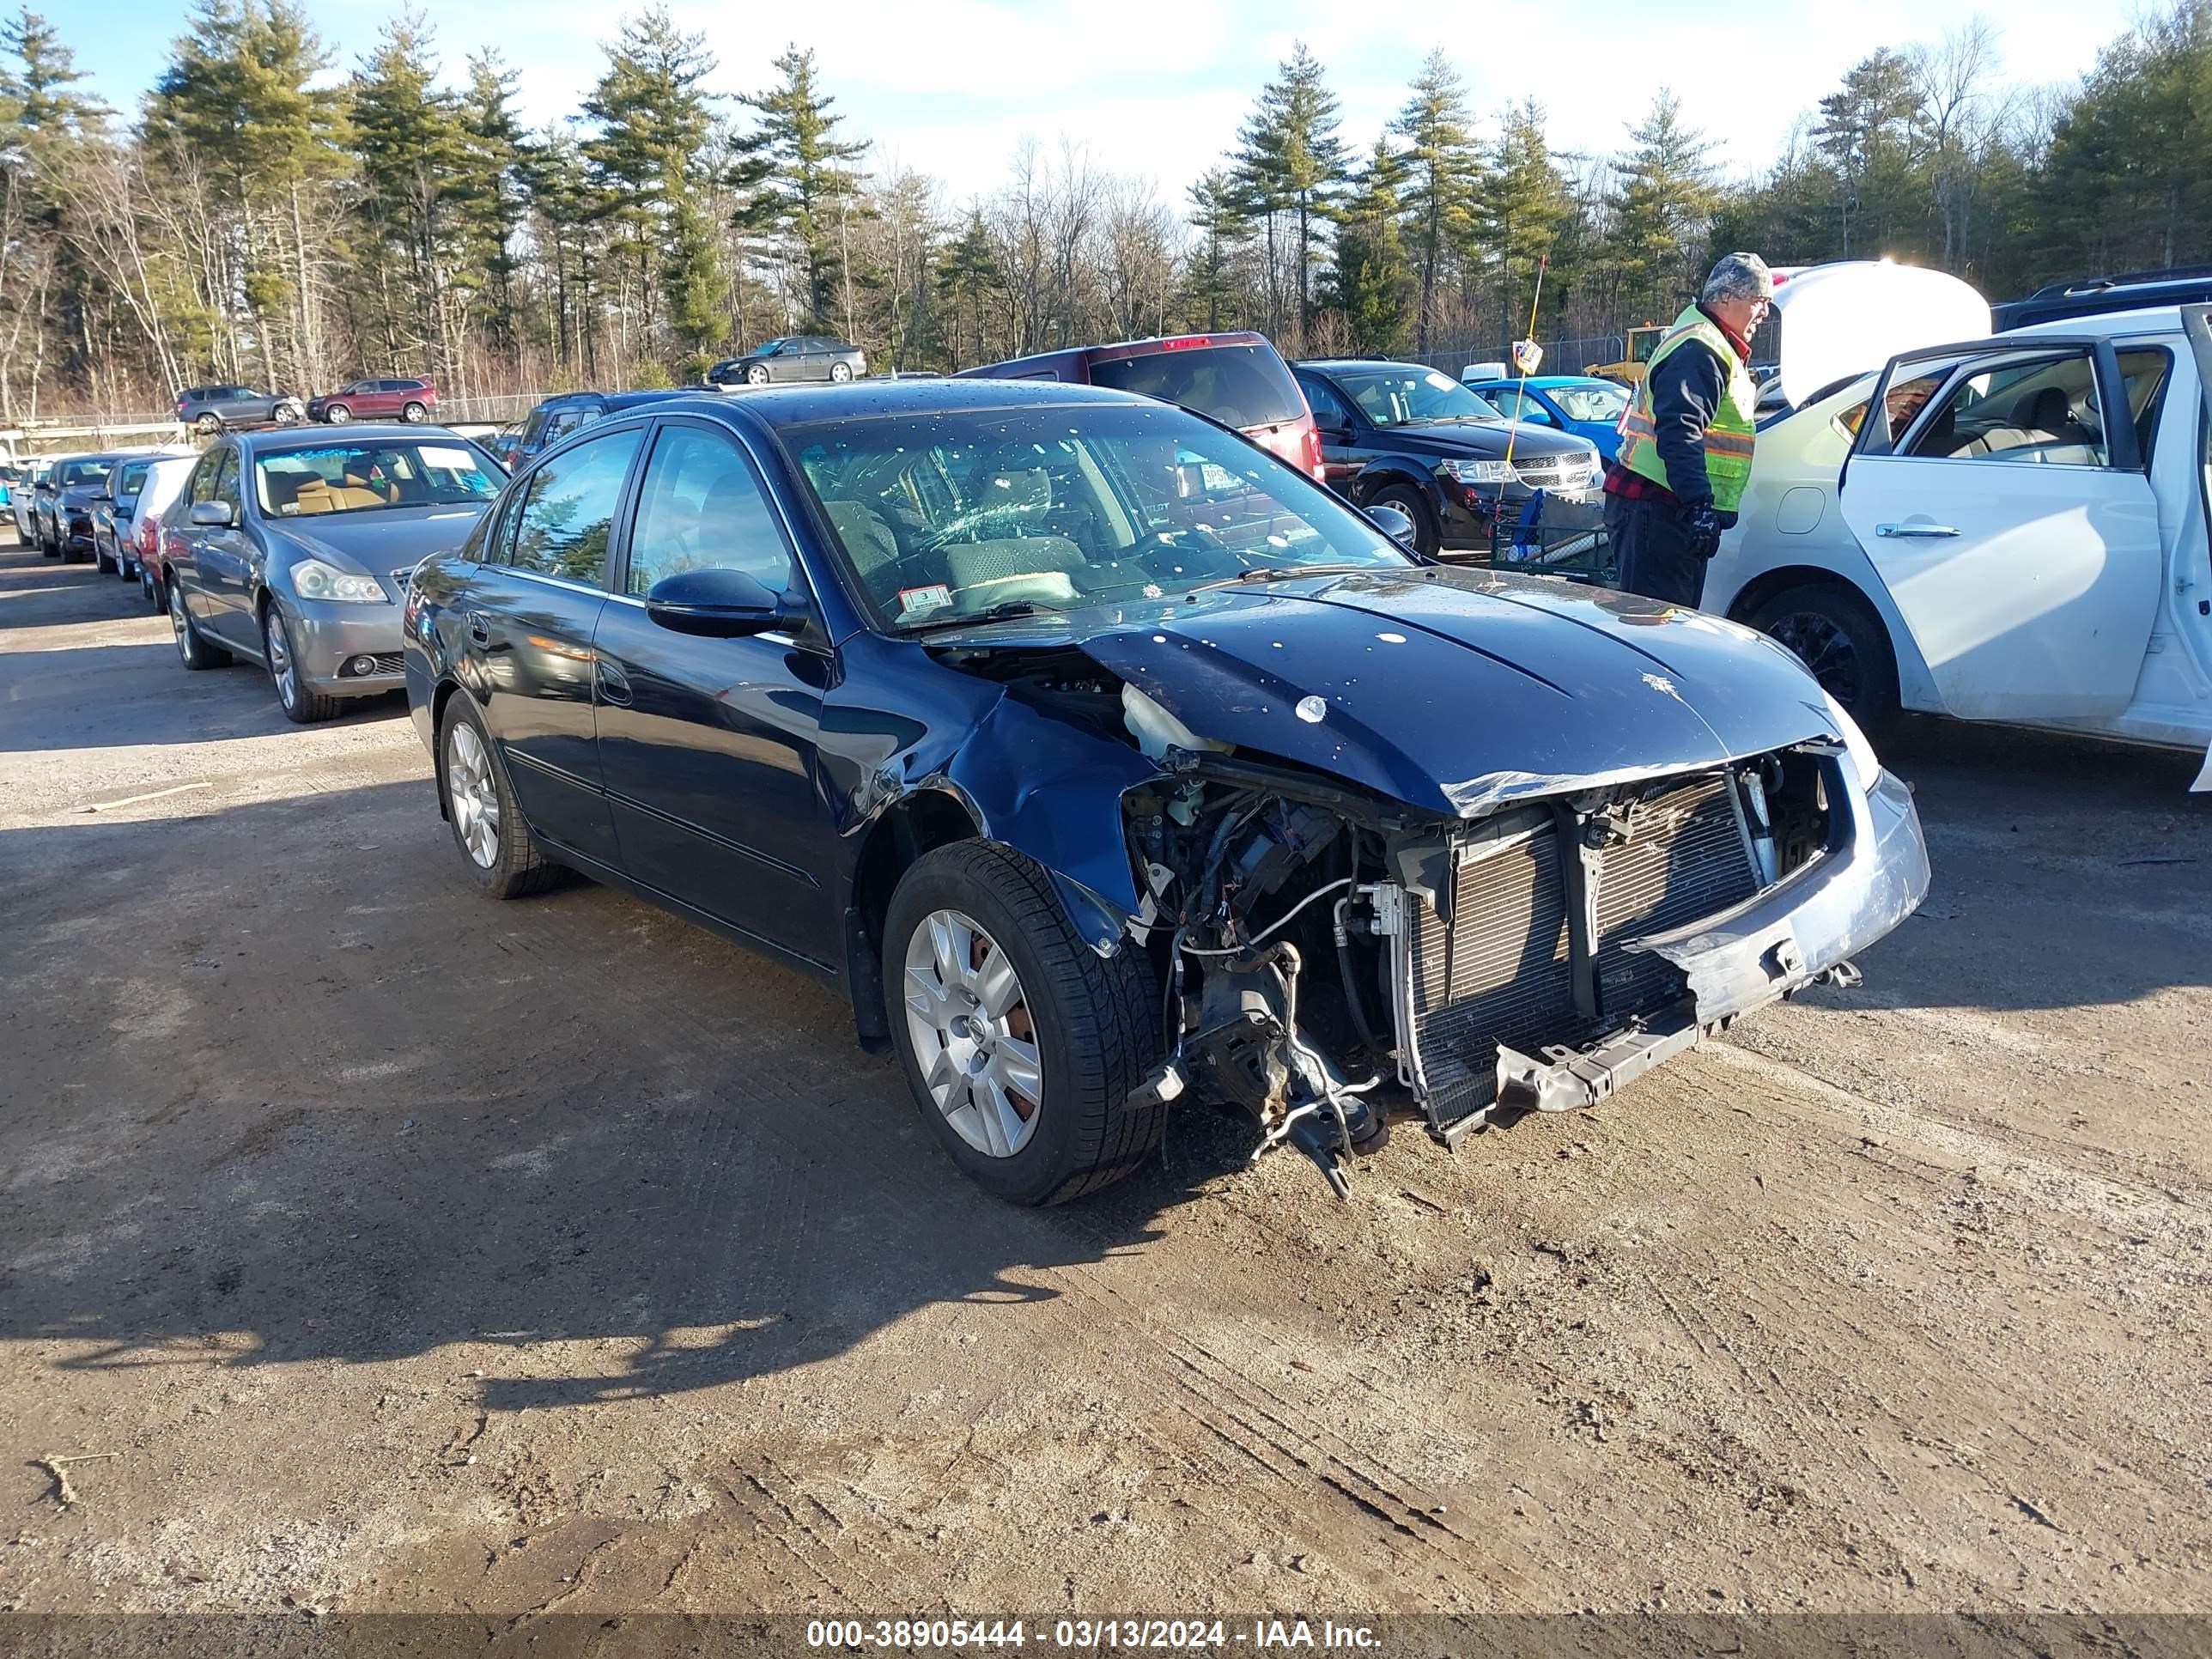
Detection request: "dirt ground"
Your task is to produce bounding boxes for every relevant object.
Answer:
[2,534,2209,1626]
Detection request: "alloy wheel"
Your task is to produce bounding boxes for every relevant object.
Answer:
[1767,610,1863,708]
[264,609,296,711]
[902,908,1043,1159]
[168,580,192,663]
[446,720,501,870]
[830,362,853,383]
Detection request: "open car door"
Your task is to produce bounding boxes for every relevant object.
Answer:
[1837,332,2162,720]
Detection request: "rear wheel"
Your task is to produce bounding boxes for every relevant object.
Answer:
[263,603,342,724]
[1744,580,1899,734]
[1367,482,1438,557]
[169,577,229,670]
[194,412,221,437]
[400,400,427,422]
[140,559,162,611]
[440,699,558,898]
[884,840,1164,1206]
[829,362,854,384]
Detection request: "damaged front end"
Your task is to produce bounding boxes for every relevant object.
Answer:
[1116,706,1928,1196]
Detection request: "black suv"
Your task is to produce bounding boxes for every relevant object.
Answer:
[1993,267,2212,331]
[496,391,690,472]
[1291,360,1606,567]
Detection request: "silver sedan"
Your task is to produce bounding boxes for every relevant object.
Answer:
[160,426,504,722]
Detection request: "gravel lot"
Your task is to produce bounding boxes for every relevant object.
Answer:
[2,535,2208,1623]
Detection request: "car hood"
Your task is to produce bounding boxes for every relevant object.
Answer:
[936,568,1842,817]
[58,484,112,508]
[1381,422,1595,461]
[263,503,489,571]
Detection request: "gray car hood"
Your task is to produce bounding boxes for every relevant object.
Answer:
[264,503,489,572]
[943,567,1844,818]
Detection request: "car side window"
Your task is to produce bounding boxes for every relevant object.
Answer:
[625,424,796,599]
[1904,352,2108,466]
[509,426,642,586]
[185,453,221,505]
[1299,376,1355,430]
[211,449,241,512]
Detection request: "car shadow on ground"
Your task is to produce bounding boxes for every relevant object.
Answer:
[0,779,1254,1415]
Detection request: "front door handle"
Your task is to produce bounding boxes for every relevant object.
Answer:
[1875,523,1960,538]
[467,615,491,646]
[596,659,632,707]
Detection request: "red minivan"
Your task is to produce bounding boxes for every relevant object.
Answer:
[957,332,1326,482]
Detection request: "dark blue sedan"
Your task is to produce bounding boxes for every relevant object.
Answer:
[404,381,1927,1205]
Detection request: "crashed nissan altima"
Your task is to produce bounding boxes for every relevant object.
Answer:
[404,380,1929,1204]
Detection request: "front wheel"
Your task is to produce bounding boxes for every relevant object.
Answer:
[1743,580,1900,735]
[169,577,229,670]
[1366,482,1439,558]
[400,400,427,422]
[264,603,341,723]
[140,560,161,610]
[884,841,1165,1206]
[745,363,771,386]
[440,700,558,898]
[322,403,349,424]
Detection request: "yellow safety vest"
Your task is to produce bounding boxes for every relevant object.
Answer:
[1616,304,1759,512]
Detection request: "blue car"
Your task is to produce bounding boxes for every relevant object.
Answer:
[1461,374,1632,462]
[405,380,1926,1206]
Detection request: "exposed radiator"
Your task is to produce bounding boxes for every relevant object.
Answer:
[1402,772,1761,1127]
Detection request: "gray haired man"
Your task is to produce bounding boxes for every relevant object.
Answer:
[1603,252,1775,606]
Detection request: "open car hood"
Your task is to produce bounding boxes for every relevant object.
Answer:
[950,567,1847,818]
[1773,260,1990,408]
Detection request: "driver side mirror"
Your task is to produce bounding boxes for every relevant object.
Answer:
[645,566,801,638]
[188,500,234,528]
[1368,503,1419,550]
[1516,407,1553,426]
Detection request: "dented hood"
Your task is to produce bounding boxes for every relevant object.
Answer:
[950,568,1845,818]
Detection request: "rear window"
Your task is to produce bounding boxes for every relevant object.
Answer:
[1090,343,1307,430]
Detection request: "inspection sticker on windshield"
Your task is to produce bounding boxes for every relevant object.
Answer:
[896,583,952,618]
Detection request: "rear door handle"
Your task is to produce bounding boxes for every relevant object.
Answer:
[596,659,632,706]
[1875,523,1959,538]
[467,615,491,645]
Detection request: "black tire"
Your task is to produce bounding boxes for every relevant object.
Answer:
[1743,580,1900,735]
[263,603,343,724]
[194,412,221,436]
[438,697,558,899]
[884,840,1165,1206]
[168,575,229,670]
[40,525,59,558]
[1367,481,1438,557]
[400,400,427,422]
[323,403,350,424]
[92,541,111,574]
[745,363,771,386]
[141,561,163,611]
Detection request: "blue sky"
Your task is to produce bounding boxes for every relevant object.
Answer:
[62,0,2118,204]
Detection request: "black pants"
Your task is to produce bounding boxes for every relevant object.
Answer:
[1606,491,1707,608]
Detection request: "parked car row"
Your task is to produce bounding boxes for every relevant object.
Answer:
[173,375,440,435]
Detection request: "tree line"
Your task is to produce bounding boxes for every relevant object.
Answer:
[3,0,2209,419]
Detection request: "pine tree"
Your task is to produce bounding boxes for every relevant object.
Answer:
[1609,89,1719,322]
[1389,49,1478,353]
[459,52,526,366]
[1183,167,1248,331]
[1324,140,1413,356]
[744,45,870,331]
[1232,43,1346,343]
[582,4,722,356]
[350,15,470,371]
[1476,100,1570,343]
[934,208,1000,368]
[1814,49,1922,258]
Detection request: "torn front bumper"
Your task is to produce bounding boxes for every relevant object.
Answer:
[1388,757,1929,1141]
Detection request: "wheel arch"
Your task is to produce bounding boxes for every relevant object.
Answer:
[844,788,985,1052]
[1723,559,1942,714]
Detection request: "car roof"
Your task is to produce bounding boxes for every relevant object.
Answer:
[1467,374,1618,389]
[2008,303,2185,338]
[650,379,1157,429]
[234,422,467,453]
[1296,358,1449,374]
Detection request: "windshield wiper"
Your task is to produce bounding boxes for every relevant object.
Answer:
[899,599,1062,635]
[1192,562,1379,592]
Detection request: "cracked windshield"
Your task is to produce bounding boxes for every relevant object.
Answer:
[788,404,1410,629]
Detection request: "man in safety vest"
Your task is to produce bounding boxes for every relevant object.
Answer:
[1601,252,1775,606]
